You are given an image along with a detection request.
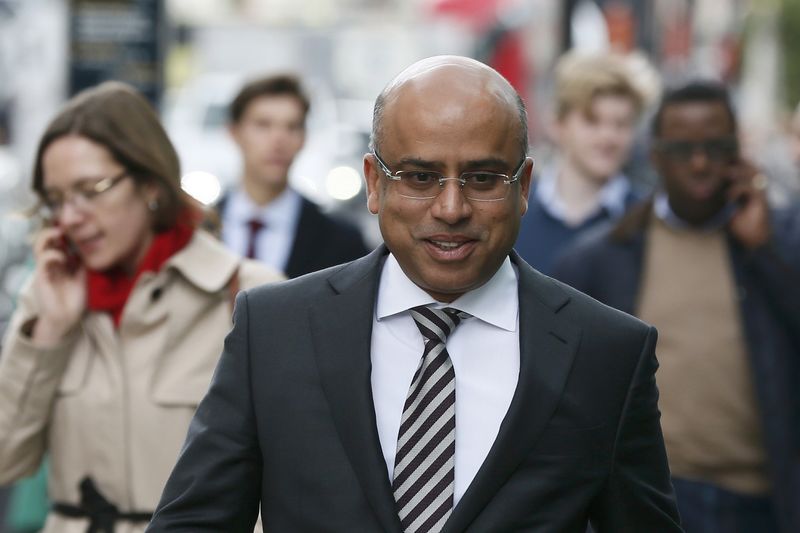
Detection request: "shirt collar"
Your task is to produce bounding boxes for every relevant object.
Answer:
[535,163,631,223]
[376,253,518,332]
[654,191,731,232]
[229,186,301,229]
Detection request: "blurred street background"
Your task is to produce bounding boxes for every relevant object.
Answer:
[1,1,799,529]
[1,0,800,242]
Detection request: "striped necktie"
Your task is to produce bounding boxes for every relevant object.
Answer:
[393,305,469,533]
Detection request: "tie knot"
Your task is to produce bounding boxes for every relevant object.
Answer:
[410,305,470,345]
[247,218,265,234]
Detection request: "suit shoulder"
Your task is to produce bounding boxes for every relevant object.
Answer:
[551,218,644,289]
[545,272,651,337]
[560,221,618,262]
[241,261,348,308]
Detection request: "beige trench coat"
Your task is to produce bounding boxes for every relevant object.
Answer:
[0,230,283,533]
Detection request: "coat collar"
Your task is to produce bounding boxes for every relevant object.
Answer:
[310,247,580,532]
[165,230,240,293]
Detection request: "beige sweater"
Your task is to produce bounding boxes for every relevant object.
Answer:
[637,215,769,495]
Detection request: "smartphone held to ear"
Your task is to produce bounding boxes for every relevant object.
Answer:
[57,234,81,272]
[63,237,81,271]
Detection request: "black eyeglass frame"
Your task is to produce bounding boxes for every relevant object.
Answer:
[652,136,739,163]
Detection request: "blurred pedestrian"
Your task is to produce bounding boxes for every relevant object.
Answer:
[515,51,649,275]
[0,81,283,533]
[217,74,370,278]
[554,80,800,532]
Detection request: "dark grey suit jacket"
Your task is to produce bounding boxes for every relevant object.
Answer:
[147,246,681,532]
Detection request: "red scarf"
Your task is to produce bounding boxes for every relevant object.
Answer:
[87,221,194,327]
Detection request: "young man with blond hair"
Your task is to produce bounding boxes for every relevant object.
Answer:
[515,51,648,274]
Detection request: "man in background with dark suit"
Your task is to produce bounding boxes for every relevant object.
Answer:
[148,56,681,533]
[218,74,369,278]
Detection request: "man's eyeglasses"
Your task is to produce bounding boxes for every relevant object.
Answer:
[653,137,739,163]
[40,170,129,219]
[372,151,526,202]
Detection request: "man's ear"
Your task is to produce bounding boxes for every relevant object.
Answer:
[364,153,382,215]
[518,157,534,217]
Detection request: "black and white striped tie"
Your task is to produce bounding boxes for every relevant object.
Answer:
[393,305,470,533]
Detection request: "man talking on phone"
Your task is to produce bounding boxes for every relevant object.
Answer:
[554,80,800,532]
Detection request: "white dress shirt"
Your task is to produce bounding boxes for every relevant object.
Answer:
[220,187,302,273]
[371,254,520,504]
[536,163,632,225]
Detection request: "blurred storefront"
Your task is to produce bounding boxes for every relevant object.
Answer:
[0,0,798,220]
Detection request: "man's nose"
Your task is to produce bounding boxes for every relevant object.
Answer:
[688,146,711,170]
[430,179,471,223]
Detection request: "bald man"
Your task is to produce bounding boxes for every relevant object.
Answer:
[147,56,681,533]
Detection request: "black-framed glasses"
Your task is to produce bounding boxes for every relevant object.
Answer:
[372,151,526,201]
[653,136,739,163]
[40,170,129,218]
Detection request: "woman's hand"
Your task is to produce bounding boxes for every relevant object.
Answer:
[30,225,86,345]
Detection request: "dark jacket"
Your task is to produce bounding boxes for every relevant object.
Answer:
[148,246,681,532]
[553,199,800,533]
[216,192,371,278]
[514,181,642,276]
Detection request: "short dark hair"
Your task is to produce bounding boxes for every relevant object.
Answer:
[651,80,737,137]
[229,74,310,124]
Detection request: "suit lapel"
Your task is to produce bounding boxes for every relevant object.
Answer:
[309,247,403,533]
[443,255,581,533]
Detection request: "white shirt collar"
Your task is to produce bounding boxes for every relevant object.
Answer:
[535,163,631,223]
[228,186,301,229]
[376,253,518,332]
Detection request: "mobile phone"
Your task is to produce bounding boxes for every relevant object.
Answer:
[47,230,82,273]
[59,235,81,272]
[41,214,82,271]
[721,137,743,217]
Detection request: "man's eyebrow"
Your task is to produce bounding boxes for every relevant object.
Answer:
[462,157,513,170]
[395,157,439,169]
[394,157,513,170]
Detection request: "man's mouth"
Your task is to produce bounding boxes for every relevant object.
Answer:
[429,240,465,250]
